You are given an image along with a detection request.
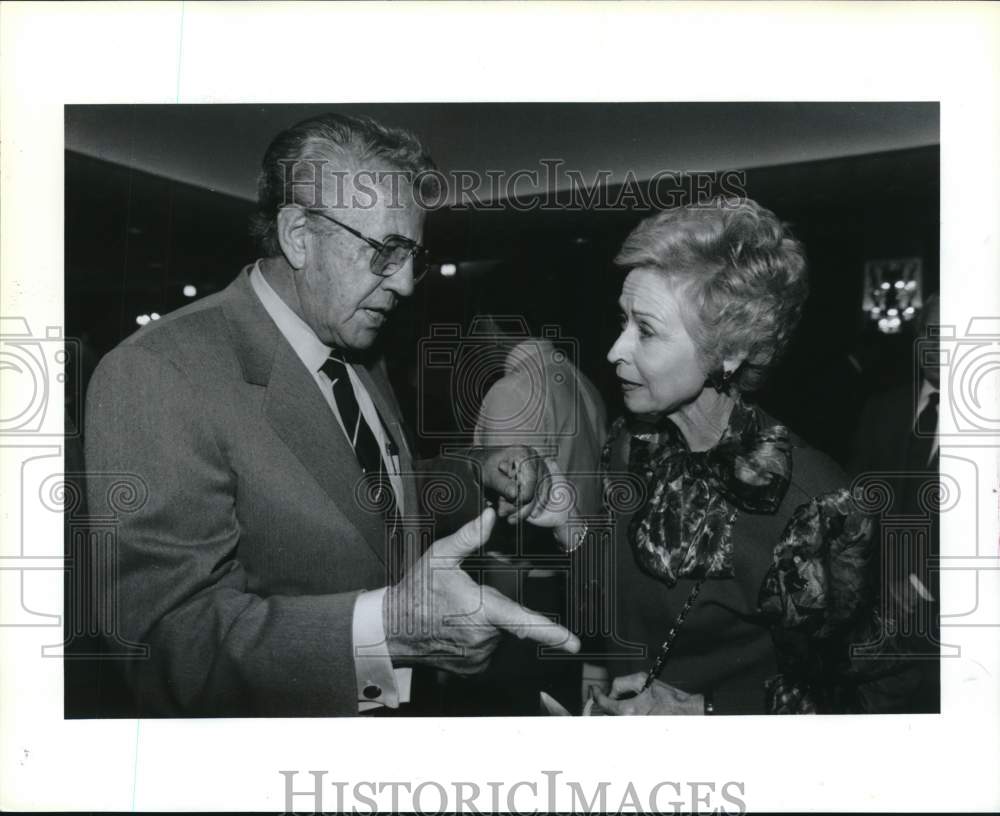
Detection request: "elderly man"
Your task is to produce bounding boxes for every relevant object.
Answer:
[85,113,578,716]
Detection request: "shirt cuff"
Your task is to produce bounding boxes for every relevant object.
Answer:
[352,588,411,712]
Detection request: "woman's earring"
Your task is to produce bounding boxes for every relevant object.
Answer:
[707,368,735,392]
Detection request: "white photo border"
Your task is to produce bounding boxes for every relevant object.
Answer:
[2,2,998,812]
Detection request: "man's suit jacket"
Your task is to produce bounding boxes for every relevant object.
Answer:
[849,382,940,712]
[86,268,449,716]
[850,382,938,515]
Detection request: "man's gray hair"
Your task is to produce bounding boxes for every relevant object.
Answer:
[250,112,438,257]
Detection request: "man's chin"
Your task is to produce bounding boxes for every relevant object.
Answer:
[340,329,381,355]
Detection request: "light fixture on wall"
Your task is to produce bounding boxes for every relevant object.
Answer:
[862,257,923,335]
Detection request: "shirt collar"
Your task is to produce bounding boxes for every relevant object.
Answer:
[249,261,331,374]
[916,378,939,417]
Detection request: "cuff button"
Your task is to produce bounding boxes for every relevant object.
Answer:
[363,684,382,700]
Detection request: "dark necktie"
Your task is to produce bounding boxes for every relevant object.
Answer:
[320,352,402,579]
[908,391,939,471]
[321,352,386,479]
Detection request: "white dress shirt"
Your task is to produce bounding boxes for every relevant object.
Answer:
[914,378,940,462]
[250,263,409,711]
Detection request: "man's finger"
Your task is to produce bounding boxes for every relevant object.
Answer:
[430,507,496,565]
[509,466,549,523]
[508,495,539,523]
[610,673,647,699]
[594,689,628,716]
[482,590,581,653]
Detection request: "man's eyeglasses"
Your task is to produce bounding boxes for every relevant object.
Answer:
[303,208,430,283]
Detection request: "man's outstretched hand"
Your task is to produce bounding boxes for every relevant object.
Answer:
[383,507,580,674]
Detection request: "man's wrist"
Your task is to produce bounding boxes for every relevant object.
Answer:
[354,588,401,709]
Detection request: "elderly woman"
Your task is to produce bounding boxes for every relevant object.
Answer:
[588,197,900,716]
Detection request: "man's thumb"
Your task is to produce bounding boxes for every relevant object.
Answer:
[434,506,496,563]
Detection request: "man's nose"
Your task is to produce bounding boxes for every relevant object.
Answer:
[382,261,415,299]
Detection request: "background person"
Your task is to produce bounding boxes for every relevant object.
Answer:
[444,312,608,713]
[849,293,940,712]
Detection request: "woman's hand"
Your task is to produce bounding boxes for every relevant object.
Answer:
[525,458,572,528]
[592,673,705,715]
[524,458,592,552]
[581,662,611,707]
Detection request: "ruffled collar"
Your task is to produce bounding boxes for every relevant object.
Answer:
[602,399,792,587]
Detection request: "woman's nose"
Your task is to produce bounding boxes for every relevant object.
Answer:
[607,331,627,364]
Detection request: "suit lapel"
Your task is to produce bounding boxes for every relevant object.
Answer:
[221,269,388,564]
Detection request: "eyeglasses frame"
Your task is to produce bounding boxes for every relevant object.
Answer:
[301,207,429,282]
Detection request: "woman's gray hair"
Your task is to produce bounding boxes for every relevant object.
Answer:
[615,196,808,392]
[250,112,438,257]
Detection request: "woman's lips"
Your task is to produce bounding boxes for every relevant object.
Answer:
[618,377,641,391]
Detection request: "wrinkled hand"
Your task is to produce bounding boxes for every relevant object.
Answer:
[526,458,574,529]
[592,673,704,716]
[473,446,551,524]
[526,458,589,552]
[384,508,580,674]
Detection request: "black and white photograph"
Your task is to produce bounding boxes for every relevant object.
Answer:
[2,3,999,813]
[63,101,943,721]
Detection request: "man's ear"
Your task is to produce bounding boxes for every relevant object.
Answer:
[276,206,309,269]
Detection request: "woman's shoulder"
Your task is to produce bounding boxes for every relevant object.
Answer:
[788,442,849,504]
[767,417,850,507]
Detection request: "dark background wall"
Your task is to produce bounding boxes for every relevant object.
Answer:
[66,144,939,466]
